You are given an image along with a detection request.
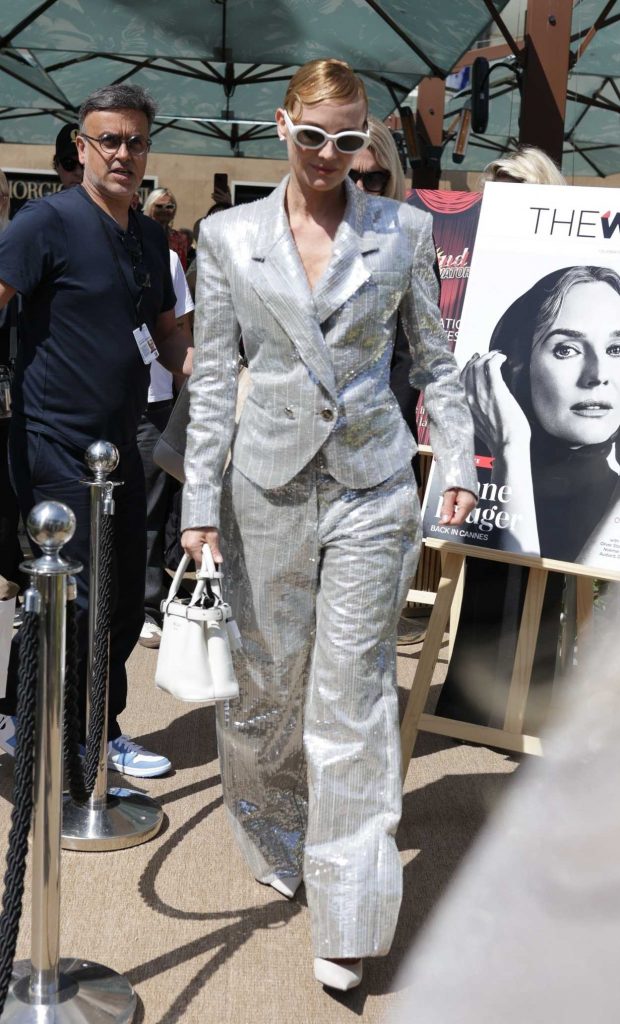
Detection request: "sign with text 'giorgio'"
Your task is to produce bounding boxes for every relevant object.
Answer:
[5,169,157,216]
[422,181,620,580]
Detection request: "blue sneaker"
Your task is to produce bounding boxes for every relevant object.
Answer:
[107,735,171,778]
[0,715,17,756]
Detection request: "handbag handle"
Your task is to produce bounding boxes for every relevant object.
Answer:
[163,545,224,612]
[194,544,225,606]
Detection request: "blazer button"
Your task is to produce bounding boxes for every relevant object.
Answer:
[285,406,295,419]
[320,408,334,422]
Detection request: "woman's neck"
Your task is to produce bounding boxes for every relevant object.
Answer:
[285,175,347,228]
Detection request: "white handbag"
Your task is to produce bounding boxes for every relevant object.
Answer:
[155,545,241,703]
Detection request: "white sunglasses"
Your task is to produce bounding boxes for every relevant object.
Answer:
[280,108,370,154]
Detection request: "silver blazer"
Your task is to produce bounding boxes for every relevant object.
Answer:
[182,176,476,531]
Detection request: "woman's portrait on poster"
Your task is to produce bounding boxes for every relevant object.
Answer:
[463,264,620,565]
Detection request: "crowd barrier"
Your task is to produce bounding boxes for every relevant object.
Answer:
[0,438,164,1021]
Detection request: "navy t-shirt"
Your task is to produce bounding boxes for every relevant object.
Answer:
[0,186,176,450]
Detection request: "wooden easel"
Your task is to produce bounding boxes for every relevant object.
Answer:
[400,541,606,780]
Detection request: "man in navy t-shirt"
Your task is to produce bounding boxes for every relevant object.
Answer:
[0,84,193,777]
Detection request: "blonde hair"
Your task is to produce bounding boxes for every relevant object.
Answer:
[0,170,9,231]
[284,59,367,121]
[367,115,406,201]
[143,186,177,217]
[479,146,566,187]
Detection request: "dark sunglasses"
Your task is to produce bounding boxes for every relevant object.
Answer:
[348,168,391,194]
[154,202,176,211]
[79,132,152,156]
[59,156,80,172]
[121,231,151,291]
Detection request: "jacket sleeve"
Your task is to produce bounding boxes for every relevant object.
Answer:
[181,216,241,532]
[398,207,477,496]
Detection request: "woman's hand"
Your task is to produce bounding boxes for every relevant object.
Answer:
[440,488,477,526]
[461,351,531,455]
[181,527,223,566]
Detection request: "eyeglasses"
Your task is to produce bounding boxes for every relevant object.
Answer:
[348,168,391,194]
[79,132,152,156]
[59,156,80,172]
[121,231,151,292]
[280,109,369,154]
[154,202,176,211]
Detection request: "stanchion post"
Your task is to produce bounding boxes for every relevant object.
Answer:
[61,440,163,852]
[2,500,136,1023]
[86,443,118,812]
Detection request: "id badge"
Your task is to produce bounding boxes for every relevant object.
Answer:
[133,323,159,365]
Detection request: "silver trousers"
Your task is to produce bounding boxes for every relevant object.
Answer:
[218,456,421,958]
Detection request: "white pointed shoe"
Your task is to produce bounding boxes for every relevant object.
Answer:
[268,874,302,899]
[258,873,302,899]
[314,958,363,991]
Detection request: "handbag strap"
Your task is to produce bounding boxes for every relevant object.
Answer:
[164,545,225,612]
[194,543,224,606]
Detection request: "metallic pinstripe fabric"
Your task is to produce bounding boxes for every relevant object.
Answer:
[218,457,420,957]
[181,175,477,534]
[181,174,477,958]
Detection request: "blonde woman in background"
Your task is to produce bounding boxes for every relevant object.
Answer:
[349,113,406,200]
[144,186,189,269]
[479,145,566,186]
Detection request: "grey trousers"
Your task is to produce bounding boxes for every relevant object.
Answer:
[218,457,421,958]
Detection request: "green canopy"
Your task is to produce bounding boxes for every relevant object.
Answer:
[443,1,620,180]
[0,0,510,157]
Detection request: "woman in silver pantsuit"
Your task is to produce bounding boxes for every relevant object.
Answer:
[182,59,477,991]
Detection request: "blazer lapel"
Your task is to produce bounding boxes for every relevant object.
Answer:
[312,177,379,325]
[249,178,338,399]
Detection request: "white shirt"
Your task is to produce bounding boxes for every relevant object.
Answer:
[148,250,194,403]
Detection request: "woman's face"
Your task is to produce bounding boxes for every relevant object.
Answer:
[149,192,176,228]
[530,280,620,445]
[276,98,367,195]
[349,147,390,195]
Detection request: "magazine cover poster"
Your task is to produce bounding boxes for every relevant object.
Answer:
[422,182,620,579]
[407,189,482,446]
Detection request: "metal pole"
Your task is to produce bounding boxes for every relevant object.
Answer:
[61,440,163,852]
[2,500,136,1023]
[86,452,115,811]
[29,572,63,1003]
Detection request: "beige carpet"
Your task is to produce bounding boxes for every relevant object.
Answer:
[0,633,520,1024]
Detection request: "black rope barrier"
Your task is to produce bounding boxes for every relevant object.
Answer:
[0,607,39,1016]
[64,508,114,803]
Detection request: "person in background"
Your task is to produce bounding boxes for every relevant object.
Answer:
[0,171,22,607]
[52,123,83,189]
[187,202,233,300]
[178,227,195,267]
[0,84,192,774]
[143,187,188,270]
[182,57,476,992]
[435,146,568,733]
[350,114,423,643]
[479,146,566,187]
[137,250,193,648]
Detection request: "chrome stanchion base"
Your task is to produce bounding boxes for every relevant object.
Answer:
[61,788,163,851]
[2,958,136,1022]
